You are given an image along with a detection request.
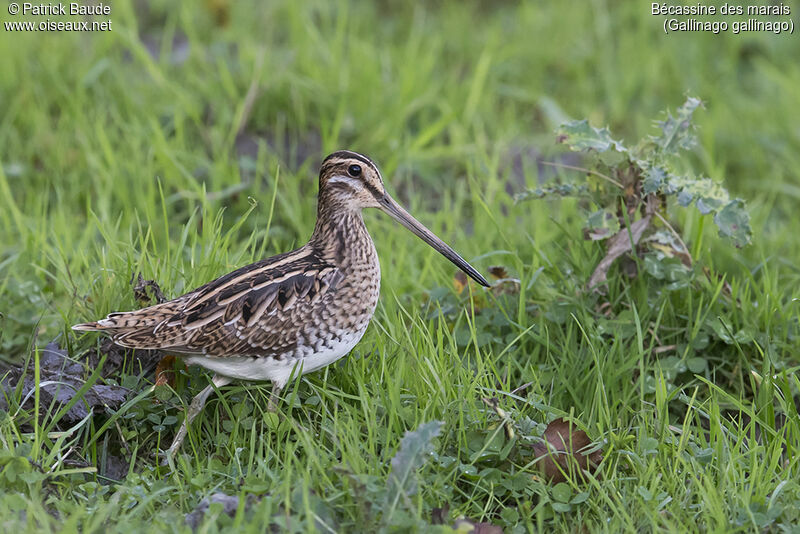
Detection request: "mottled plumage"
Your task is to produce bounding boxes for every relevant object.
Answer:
[73,150,488,458]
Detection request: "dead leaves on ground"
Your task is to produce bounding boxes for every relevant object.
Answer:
[424,402,603,532]
[484,398,603,484]
[131,273,166,305]
[0,342,129,425]
[154,355,179,388]
[529,417,603,483]
[455,266,520,294]
[185,492,262,531]
[452,517,505,533]
[452,265,521,313]
[453,271,470,294]
[2,273,167,428]
[431,505,504,533]
[587,200,656,290]
[516,98,755,300]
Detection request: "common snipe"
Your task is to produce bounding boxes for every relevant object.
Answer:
[73,150,488,458]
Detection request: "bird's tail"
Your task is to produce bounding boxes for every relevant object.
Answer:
[72,305,179,333]
[72,312,148,332]
[72,320,108,331]
[72,317,119,332]
[71,296,194,349]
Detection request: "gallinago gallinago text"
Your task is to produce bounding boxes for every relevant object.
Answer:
[73,150,489,458]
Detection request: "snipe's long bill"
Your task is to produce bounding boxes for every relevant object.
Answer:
[73,150,489,459]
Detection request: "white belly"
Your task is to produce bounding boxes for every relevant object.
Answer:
[184,328,365,387]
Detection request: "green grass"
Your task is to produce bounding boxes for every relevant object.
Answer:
[1,0,800,532]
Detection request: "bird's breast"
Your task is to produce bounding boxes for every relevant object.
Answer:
[270,235,380,363]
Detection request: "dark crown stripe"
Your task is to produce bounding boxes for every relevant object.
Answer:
[320,151,384,198]
[322,151,380,180]
[323,150,375,169]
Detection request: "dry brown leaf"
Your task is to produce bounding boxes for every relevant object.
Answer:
[453,518,504,534]
[486,265,521,296]
[529,417,603,483]
[205,0,230,27]
[0,342,129,424]
[185,492,263,531]
[431,505,450,525]
[83,338,161,382]
[587,195,660,290]
[131,273,166,305]
[491,280,521,297]
[488,266,509,280]
[595,301,613,317]
[155,355,178,388]
[587,214,652,290]
[453,271,469,294]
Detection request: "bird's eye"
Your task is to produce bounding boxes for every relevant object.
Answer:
[348,164,362,177]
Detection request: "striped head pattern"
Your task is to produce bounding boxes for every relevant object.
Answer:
[318,150,387,209]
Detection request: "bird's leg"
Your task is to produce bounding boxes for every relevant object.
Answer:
[166,374,231,460]
[267,382,284,412]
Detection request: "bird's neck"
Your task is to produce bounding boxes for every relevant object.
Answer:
[310,196,373,265]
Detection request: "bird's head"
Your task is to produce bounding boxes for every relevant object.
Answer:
[319,150,387,209]
[318,150,489,287]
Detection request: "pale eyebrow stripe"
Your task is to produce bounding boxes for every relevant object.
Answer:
[327,175,363,188]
